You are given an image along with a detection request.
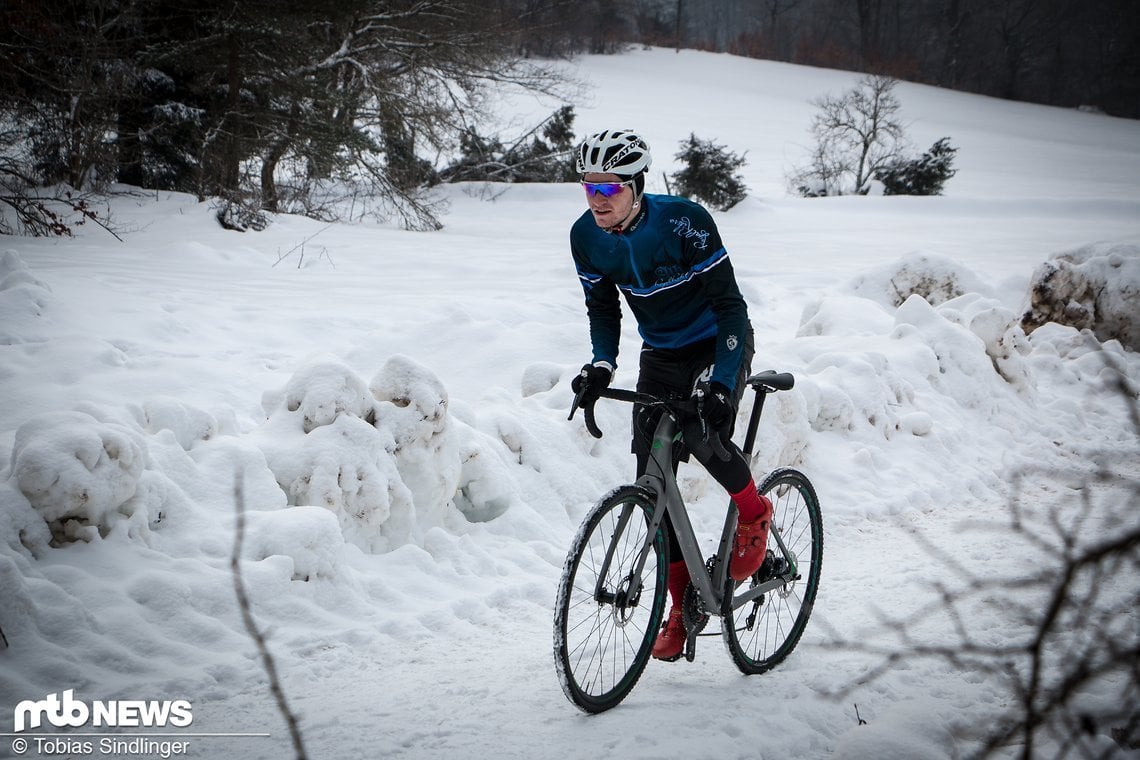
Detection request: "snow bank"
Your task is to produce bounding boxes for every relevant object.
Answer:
[5,246,1131,561]
[0,249,54,343]
[8,409,157,545]
[1021,241,1140,351]
[778,251,1135,521]
[849,250,994,308]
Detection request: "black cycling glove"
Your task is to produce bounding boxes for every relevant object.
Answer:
[571,363,612,405]
[695,381,734,435]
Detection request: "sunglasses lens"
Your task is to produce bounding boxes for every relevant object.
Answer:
[583,182,625,197]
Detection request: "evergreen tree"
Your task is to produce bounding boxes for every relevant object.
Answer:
[670,134,748,211]
[877,137,958,196]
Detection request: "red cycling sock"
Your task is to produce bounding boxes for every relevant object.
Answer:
[731,480,771,524]
[666,560,689,608]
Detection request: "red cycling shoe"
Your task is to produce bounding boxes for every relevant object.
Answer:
[651,608,685,661]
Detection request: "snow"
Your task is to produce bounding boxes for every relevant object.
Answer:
[2,47,1139,759]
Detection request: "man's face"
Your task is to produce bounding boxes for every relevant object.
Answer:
[582,173,635,229]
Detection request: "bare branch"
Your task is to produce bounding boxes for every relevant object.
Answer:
[231,470,308,760]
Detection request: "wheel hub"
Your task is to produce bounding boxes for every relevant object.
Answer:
[608,575,641,626]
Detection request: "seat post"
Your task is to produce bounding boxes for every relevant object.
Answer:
[740,388,768,458]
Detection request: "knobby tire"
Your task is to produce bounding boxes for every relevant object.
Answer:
[553,486,668,713]
[721,467,823,675]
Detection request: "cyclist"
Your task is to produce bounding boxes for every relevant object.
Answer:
[569,129,773,661]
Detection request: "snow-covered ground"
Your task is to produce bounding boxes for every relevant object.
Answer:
[1,48,1138,760]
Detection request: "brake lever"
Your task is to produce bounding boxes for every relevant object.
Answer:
[568,386,604,439]
[708,429,732,461]
[568,387,585,422]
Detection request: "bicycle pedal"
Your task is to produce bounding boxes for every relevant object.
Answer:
[682,616,706,662]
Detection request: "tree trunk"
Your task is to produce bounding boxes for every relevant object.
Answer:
[218,33,243,196]
[855,0,881,65]
[675,0,684,51]
[260,140,287,213]
[941,0,967,88]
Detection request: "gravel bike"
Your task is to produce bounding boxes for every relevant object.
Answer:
[553,370,823,713]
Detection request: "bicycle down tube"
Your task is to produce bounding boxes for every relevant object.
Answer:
[586,390,732,616]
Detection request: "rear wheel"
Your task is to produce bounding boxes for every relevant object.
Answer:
[722,468,823,675]
[554,486,668,713]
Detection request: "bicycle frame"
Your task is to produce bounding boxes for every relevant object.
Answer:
[557,369,816,710]
[589,373,797,619]
[634,411,734,612]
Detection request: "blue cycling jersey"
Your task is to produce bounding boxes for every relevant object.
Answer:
[570,193,751,391]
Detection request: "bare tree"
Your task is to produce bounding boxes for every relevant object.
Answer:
[825,348,1140,758]
[789,74,908,196]
[0,0,577,234]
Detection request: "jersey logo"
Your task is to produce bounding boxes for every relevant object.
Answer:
[727,334,739,352]
[652,264,685,285]
[669,216,710,250]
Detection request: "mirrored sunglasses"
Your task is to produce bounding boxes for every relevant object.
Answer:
[581,179,633,198]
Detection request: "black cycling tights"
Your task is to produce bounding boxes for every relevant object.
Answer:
[635,415,753,564]
[631,330,756,564]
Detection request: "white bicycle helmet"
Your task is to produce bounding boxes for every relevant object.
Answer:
[576,130,652,177]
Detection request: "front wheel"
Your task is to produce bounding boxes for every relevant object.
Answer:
[722,467,823,675]
[553,485,668,713]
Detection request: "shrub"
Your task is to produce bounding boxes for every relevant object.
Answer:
[877,137,958,196]
[670,134,748,210]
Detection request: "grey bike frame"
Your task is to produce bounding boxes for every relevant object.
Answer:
[638,412,736,612]
[593,384,798,616]
[589,409,732,613]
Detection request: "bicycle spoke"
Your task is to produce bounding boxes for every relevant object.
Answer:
[722,468,823,675]
[554,488,666,712]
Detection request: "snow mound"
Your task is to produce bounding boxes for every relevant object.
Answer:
[142,396,219,450]
[452,426,522,524]
[370,354,461,530]
[253,355,462,553]
[793,284,1029,439]
[240,506,345,581]
[279,357,375,433]
[520,362,565,397]
[1021,241,1140,351]
[7,409,161,544]
[0,249,54,343]
[849,250,994,308]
